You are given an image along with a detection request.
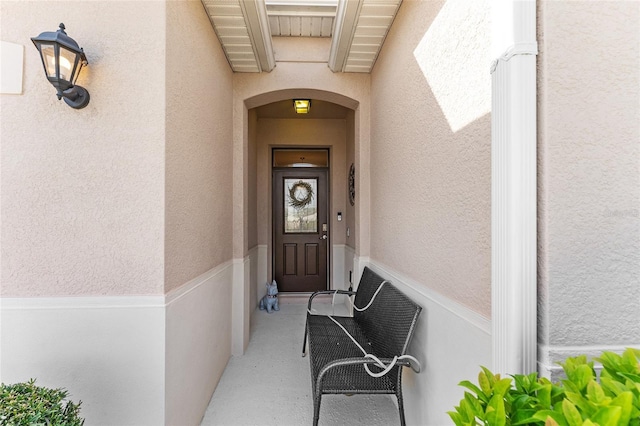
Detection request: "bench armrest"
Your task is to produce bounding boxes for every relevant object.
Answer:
[318,356,419,375]
[307,290,356,312]
[315,357,419,393]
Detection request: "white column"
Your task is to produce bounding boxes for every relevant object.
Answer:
[232,258,251,355]
[491,0,538,375]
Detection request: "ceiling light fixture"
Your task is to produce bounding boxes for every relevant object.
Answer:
[293,99,311,114]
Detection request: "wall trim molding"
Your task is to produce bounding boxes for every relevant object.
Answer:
[332,244,356,254]
[0,295,165,310]
[1,261,237,311]
[537,344,640,376]
[165,260,234,306]
[367,260,491,335]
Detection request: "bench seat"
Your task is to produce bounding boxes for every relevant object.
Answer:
[307,314,396,394]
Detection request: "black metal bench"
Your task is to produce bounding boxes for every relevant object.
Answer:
[302,267,422,426]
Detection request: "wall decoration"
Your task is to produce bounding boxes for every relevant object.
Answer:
[348,163,355,206]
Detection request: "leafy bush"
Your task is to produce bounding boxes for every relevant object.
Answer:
[449,348,640,426]
[0,379,84,426]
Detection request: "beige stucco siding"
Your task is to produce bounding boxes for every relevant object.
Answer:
[369,0,492,316]
[164,0,233,293]
[0,1,166,297]
[247,109,259,250]
[537,1,640,348]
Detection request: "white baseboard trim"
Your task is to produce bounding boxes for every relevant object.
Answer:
[231,256,252,356]
[257,244,268,283]
[251,245,269,306]
[538,344,640,378]
[367,260,491,335]
[165,259,234,306]
[344,245,355,288]
[0,259,235,312]
[248,246,261,322]
[0,295,164,310]
[332,244,346,290]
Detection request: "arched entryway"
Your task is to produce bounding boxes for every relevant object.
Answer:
[230,87,370,355]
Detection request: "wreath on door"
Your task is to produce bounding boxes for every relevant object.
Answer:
[288,180,314,209]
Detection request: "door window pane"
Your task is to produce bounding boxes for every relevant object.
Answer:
[284,178,317,233]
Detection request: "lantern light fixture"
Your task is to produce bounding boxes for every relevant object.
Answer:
[293,99,311,114]
[31,23,90,109]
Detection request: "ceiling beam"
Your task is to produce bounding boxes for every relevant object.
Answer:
[328,0,363,72]
[240,0,276,72]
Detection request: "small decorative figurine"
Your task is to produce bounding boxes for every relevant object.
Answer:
[259,280,280,313]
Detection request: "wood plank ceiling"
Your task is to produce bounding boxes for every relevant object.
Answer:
[267,1,336,37]
[201,0,402,73]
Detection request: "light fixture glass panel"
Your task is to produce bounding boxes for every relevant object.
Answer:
[273,149,329,167]
[284,178,318,233]
[40,44,56,77]
[59,46,77,82]
[294,99,311,114]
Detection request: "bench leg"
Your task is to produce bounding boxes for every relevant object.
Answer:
[313,394,322,426]
[302,321,308,357]
[397,391,406,426]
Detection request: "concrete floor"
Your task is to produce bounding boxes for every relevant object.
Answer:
[201,298,402,426]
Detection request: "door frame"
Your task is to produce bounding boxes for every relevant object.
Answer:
[270,147,331,293]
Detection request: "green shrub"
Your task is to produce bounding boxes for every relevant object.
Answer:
[449,348,640,426]
[0,379,84,426]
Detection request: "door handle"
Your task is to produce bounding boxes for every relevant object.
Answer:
[319,235,327,240]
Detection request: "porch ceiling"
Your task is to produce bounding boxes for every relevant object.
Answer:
[201,0,402,73]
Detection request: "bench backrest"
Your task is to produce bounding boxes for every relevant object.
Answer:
[353,267,422,359]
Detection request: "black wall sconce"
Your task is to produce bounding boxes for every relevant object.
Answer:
[31,23,90,109]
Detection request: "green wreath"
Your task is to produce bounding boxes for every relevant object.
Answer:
[288,181,314,209]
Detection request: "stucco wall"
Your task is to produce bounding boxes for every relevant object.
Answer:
[248,109,258,250]
[164,0,233,293]
[369,0,492,316]
[164,1,233,423]
[537,1,640,361]
[0,1,166,297]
